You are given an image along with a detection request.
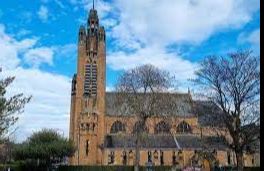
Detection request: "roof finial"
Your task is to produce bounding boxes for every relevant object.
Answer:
[93,0,95,10]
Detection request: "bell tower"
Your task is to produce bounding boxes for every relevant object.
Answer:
[69,5,106,165]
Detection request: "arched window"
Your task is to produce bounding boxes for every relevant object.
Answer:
[154,121,171,134]
[178,150,183,160]
[148,151,152,162]
[132,121,149,134]
[128,150,134,165]
[177,121,192,133]
[227,151,231,165]
[108,151,115,164]
[153,150,158,160]
[172,151,177,165]
[110,121,126,134]
[160,151,164,165]
[92,112,98,121]
[122,151,127,165]
[85,140,89,156]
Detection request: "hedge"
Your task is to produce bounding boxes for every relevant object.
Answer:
[0,165,260,171]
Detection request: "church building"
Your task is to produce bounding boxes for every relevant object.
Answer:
[69,6,259,168]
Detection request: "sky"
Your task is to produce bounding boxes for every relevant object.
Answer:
[0,0,260,142]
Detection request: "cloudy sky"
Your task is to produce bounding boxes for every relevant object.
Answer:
[0,0,260,142]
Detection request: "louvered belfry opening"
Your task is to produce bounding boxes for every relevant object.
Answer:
[91,63,97,96]
[84,62,97,97]
[83,7,99,98]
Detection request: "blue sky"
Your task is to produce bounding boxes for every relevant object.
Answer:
[0,0,260,142]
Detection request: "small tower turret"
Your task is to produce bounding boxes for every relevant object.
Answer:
[79,25,86,45]
[71,74,77,95]
[99,26,105,42]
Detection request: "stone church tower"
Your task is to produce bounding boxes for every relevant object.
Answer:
[68,3,260,168]
[69,6,106,165]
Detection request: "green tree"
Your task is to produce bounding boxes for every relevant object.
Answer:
[13,129,76,169]
[0,70,31,139]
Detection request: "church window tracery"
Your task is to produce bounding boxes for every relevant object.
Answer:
[154,121,171,134]
[177,121,192,133]
[110,121,126,134]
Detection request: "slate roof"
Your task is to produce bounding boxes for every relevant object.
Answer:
[104,134,228,150]
[176,135,228,150]
[105,93,229,127]
[192,100,225,127]
[105,92,194,117]
[242,124,260,152]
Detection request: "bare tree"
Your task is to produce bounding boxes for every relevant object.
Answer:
[114,64,175,171]
[193,51,260,171]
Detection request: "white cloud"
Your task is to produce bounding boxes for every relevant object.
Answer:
[70,0,112,18]
[106,86,114,92]
[16,29,32,38]
[0,0,259,141]
[238,29,260,44]
[0,24,71,142]
[238,28,260,53]
[0,24,54,69]
[104,0,259,84]
[110,0,259,47]
[2,68,71,142]
[73,0,259,83]
[54,0,66,9]
[37,6,49,22]
[107,45,199,81]
[55,43,76,58]
[247,29,260,46]
[0,24,38,70]
[101,19,118,29]
[24,47,54,67]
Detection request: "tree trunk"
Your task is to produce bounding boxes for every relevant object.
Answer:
[236,151,244,171]
[134,132,140,171]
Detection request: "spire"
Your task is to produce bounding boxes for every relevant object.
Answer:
[88,0,99,31]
